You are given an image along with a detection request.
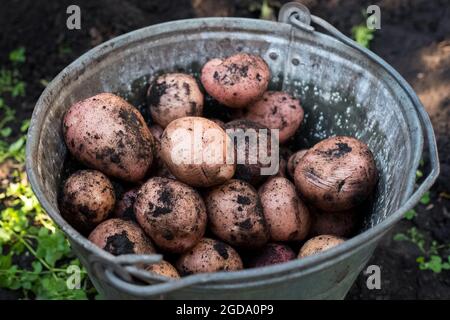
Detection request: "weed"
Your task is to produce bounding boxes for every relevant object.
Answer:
[0,48,94,299]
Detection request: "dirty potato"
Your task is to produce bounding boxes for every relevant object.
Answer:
[176,238,243,275]
[201,53,270,108]
[134,177,207,253]
[244,91,304,144]
[298,235,345,258]
[63,93,154,182]
[259,177,310,241]
[294,136,378,211]
[147,73,204,128]
[88,218,155,255]
[205,179,269,248]
[160,117,235,187]
[59,170,115,233]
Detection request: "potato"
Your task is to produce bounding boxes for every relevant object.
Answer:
[149,124,175,179]
[294,136,378,211]
[88,218,155,255]
[205,179,269,248]
[134,177,207,253]
[160,117,235,187]
[244,91,304,143]
[259,177,310,241]
[176,238,243,275]
[149,124,164,141]
[246,243,296,268]
[275,157,287,178]
[59,170,115,233]
[147,73,204,128]
[287,149,308,178]
[309,207,359,238]
[112,188,138,221]
[201,53,270,108]
[298,235,345,258]
[223,119,273,186]
[146,260,180,279]
[63,93,154,182]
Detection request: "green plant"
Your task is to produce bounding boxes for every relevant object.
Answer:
[352,24,374,48]
[249,0,280,20]
[0,170,93,299]
[394,228,450,273]
[0,47,94,299]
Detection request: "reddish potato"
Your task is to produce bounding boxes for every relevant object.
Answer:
[60,170,115,233]
[309,207,359,238]
[160,117,235,187]
[147,73,204,128]
[294,136,378,212]
[63,93,154,182]
[298,235,345,258]
[134,177,207,253]
[246,243,296,268]
[113,188,138,221]
[245,91,304,143]
[224,119,275,186]
[89,218,155,255]
[201,53,270,108]
[287,149,308,178]
[259,177,310,241]
[176,238,243,275]
[146,260,180,278]
[205,179,269,248]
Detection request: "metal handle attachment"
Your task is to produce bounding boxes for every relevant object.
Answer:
[102,2,439,297]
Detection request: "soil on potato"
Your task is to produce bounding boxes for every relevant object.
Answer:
[0,0,449,299]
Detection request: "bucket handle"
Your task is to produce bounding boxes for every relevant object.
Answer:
[101,3,440,297]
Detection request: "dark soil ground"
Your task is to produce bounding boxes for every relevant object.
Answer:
[0,0,449,299]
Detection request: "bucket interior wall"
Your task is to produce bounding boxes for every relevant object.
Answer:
[32,19,421,238]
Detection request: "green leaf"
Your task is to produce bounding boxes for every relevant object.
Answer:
[0,127,12,137]
[404,209,416,220]
[8,137,25,153]
[9,47,26,64]
[416,170,423,179]
[352,24,375,48]
[420,191,431,205]
[393,233,409,241]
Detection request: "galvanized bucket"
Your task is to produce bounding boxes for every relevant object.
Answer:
[26,3,439,299]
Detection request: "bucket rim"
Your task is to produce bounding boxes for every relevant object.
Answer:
[25,16,433,290]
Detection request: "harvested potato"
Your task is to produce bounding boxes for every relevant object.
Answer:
[205,179,269,248]
[309,207,359,238]
[287,149,308,178]
[176,238,243,275]
[294,136,378,211]
[60,170,115,233]
[147,73,204,128]
[201,53,270,108]
[63,93,154,182]
[298,235,345,258]
[149,124,164,141]
[210,118,225,129]
[88,218,155,255]
[259,177,310,241]
[224,119,274,186]
[134,177,207,253]
[146,260,180,278]
[112,188,138,221]
[246,243,296,268]
[275,157,287,178]
[160,117,235,187]
[244,91,304,143]
[149,123,175,179]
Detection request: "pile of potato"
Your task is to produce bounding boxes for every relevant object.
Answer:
[59,53,378,279]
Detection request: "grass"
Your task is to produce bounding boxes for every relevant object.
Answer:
[0,48,94,299]
[394,165,450,273]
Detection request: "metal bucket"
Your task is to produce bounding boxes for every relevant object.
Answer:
[26,3,439,299]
